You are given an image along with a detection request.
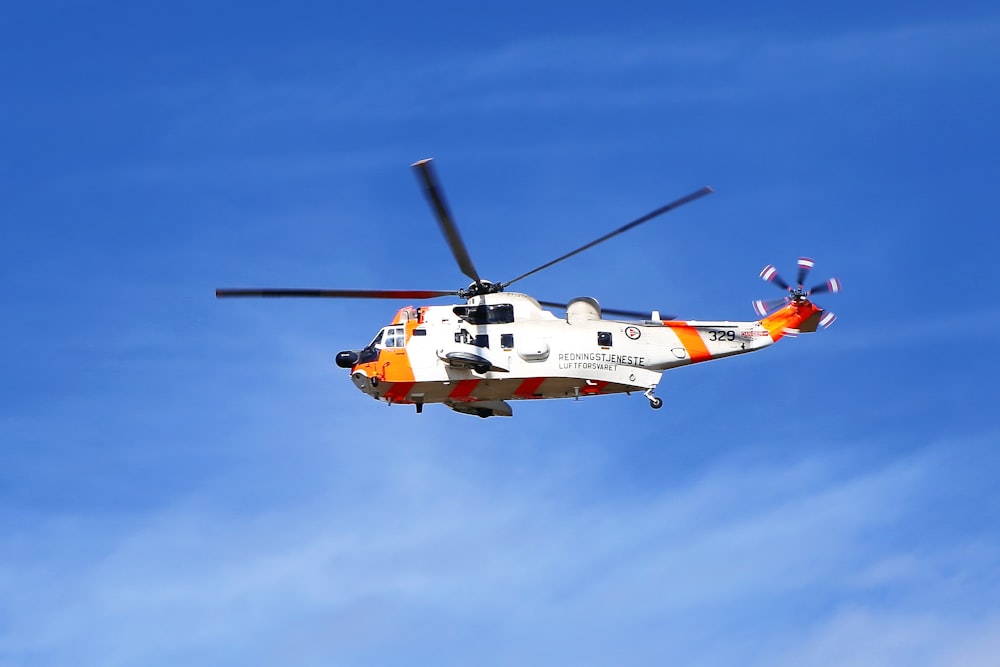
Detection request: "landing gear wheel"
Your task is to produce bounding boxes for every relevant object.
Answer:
[474,363,490,374]
[649,397,663,410]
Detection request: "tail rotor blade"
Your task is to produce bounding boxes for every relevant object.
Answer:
[808,277,842,295]
[752,297,790,317]
[796,257,815,287]
[819,311,837,328]
[760,264,791,291]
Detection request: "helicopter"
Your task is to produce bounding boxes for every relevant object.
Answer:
[217,159,841,418]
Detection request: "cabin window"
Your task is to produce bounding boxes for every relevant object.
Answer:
[383,326,406,349]
[453,303,515,325]
[474,334,489,348]
[597,331,613,347]
[500,333,514,349]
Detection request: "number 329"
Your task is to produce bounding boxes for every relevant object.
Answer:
[708,330,736,342]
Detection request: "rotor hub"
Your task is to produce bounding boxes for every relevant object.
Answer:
[789,287,809,302]
[459,280,504,298]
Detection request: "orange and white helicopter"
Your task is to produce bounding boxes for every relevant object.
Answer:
[217,159,841,418]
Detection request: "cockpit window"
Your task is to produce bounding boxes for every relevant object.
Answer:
[381,326,406,349]
[359,326,406,364]
[357,330,384,364]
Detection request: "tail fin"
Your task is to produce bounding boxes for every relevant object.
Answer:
[761,300,825,340]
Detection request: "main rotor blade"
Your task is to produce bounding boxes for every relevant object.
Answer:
[537,301,675,321]
[412,158,482,287]
[216,288,458,299]
[501,186,713,289]
[603,306,677,320]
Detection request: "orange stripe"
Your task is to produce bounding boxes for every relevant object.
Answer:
[382,351,415,382]
[514,377,545,398]
[665,323,712,362]
[448,379,480,400]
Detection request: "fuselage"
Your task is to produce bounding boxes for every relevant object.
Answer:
[338,292,816,417]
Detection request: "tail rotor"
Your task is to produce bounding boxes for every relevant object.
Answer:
[753,256,841,329]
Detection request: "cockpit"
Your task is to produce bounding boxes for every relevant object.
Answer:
[336,324,408,369]
[362,325,405,360]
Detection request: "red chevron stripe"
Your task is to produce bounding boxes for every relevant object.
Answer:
[448,379,481,400]
[514,377,545,398]
[383,382,415,403]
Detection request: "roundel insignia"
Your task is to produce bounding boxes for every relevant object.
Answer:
[625,326,641,340]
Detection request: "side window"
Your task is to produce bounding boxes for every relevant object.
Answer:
[474,334,489,348]
[389,327,405,348]
[380,327,407,349]
[500,333,514,349]
[487,304,515,324]
[452,303,515,324]
[597,331,612,347]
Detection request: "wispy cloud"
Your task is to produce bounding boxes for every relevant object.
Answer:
[768,610,1000,667]
[137,17,1000,136]
[3,434,995,666]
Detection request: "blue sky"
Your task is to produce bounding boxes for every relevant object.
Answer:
[2,2,999,665]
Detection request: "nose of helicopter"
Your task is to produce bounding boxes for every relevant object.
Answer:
[335,350,360,368]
